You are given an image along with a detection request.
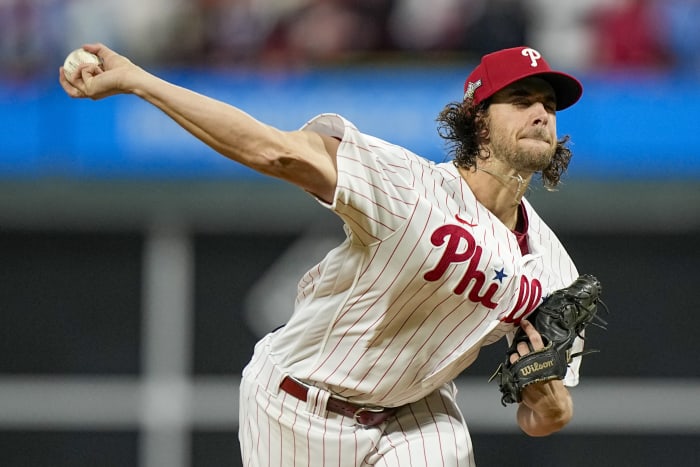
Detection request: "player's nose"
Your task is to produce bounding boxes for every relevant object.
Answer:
[530,102,550,126]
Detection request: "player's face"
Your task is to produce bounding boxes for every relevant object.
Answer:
[484,77,558,172]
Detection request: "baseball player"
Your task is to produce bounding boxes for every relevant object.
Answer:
[60,44,586,466]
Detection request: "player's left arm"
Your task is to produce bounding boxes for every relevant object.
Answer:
[512,320,574,436]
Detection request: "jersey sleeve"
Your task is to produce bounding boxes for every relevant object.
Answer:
[564,336,584,386]
[301,113,422,246]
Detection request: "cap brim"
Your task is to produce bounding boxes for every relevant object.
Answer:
[536,72,583,110]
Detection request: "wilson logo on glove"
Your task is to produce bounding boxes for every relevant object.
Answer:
[520,359,556,377]
[490,274,609,406]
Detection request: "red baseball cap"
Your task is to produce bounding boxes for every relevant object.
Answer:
[463,46,583,110]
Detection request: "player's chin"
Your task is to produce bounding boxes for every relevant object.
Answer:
[517,149,554,171]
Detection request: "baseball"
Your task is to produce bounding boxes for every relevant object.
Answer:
[63,48,102,78]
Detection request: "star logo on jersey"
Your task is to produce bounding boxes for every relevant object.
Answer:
[493,267,508,283]
[425,223,543,322]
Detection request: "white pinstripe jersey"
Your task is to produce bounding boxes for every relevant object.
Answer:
[268,114,582,408]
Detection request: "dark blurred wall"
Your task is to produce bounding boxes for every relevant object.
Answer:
[0,182,698,466]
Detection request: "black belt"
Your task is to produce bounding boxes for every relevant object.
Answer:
[279,376,397,427]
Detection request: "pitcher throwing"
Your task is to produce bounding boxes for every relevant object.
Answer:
[60,44,601,466]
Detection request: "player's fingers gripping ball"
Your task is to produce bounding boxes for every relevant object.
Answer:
[490,274,608,406]
[63,48,103,78]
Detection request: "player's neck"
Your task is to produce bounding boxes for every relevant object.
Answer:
[458,165,531,230]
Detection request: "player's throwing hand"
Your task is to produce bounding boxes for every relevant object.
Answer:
[59,43,136,100]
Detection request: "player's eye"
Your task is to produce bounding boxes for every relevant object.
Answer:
[514,98,556,113]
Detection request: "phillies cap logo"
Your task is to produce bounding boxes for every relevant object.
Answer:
[462,46,583,109]
[521,48,542,67]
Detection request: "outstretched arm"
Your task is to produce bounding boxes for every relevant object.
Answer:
[58,43,340,203]
[512,320,574,436]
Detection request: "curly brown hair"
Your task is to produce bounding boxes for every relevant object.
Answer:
[435,99,573,189]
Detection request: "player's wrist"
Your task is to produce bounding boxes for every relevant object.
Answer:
[517,388,573,436]
[127,68,164,97]
[523,381,572,419]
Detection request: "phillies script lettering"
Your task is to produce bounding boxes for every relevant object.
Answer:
[423,224,542,321]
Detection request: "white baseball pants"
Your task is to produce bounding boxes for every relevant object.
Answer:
[239,336,476,466]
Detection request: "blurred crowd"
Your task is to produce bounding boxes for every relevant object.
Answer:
[2,0,700,79]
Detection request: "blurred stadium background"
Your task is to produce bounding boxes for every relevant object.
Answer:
[1,0,699,466]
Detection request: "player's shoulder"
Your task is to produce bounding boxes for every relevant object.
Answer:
[301,113,354,139]
[303,113,435,165]
[522,197,574,258]
[520,197,546,229]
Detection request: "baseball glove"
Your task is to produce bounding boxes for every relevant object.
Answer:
[490,274,607,406]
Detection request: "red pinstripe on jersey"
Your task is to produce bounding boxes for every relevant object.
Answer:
[268,114,580,408]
